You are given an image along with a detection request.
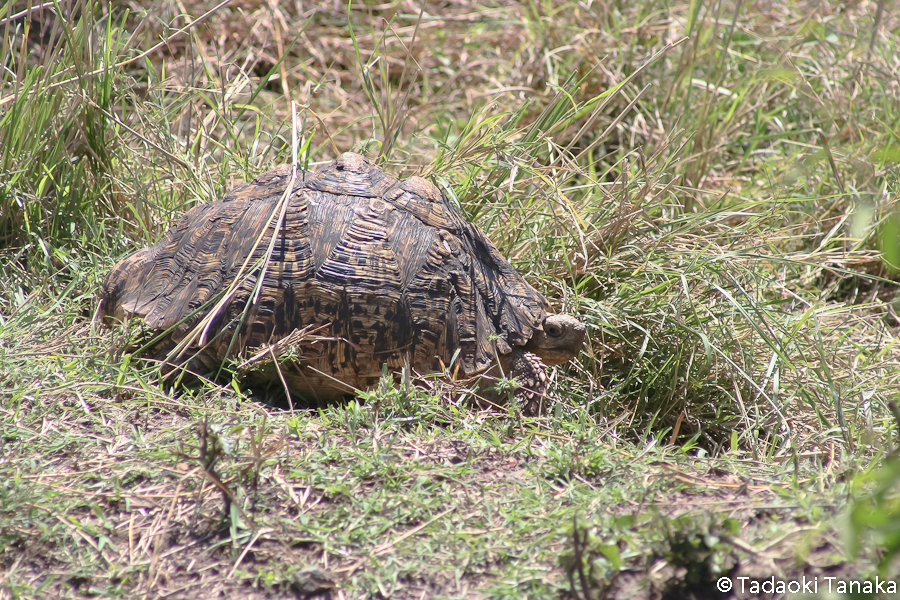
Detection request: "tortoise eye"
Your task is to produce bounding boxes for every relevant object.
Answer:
[546,324,562,337]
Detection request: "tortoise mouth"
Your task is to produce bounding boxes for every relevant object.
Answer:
[539,347,582,366]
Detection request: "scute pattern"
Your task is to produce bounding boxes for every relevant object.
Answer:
[101,153,565,402]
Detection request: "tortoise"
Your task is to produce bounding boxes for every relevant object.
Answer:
[100,152,585,414]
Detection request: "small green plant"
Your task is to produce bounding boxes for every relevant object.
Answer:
[563,510,741,599]
[849,458,900,573]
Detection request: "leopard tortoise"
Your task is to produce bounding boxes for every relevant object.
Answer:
[100,152,585,414]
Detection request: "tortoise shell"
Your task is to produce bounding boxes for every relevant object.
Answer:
[101,153,583,406]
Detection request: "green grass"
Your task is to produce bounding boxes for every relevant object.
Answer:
[2,0,900,598]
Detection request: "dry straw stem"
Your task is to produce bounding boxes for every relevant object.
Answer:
[165,105,302,362]
[0,1,57,25]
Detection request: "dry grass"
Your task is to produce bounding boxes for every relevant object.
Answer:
[2,0,900,597]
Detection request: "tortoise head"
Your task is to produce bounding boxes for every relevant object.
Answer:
[522,314,585,366]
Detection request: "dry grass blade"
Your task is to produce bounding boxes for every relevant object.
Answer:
[83,94,190,169]
[167,105,303,363]
[233,324,329,373]
[227,528,272,579]
[562,37,689,161]
[250,102,302,306]
[376,2,425,162]
[0,1,57,26]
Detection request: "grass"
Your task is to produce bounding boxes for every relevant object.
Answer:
[2,0,900,598]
